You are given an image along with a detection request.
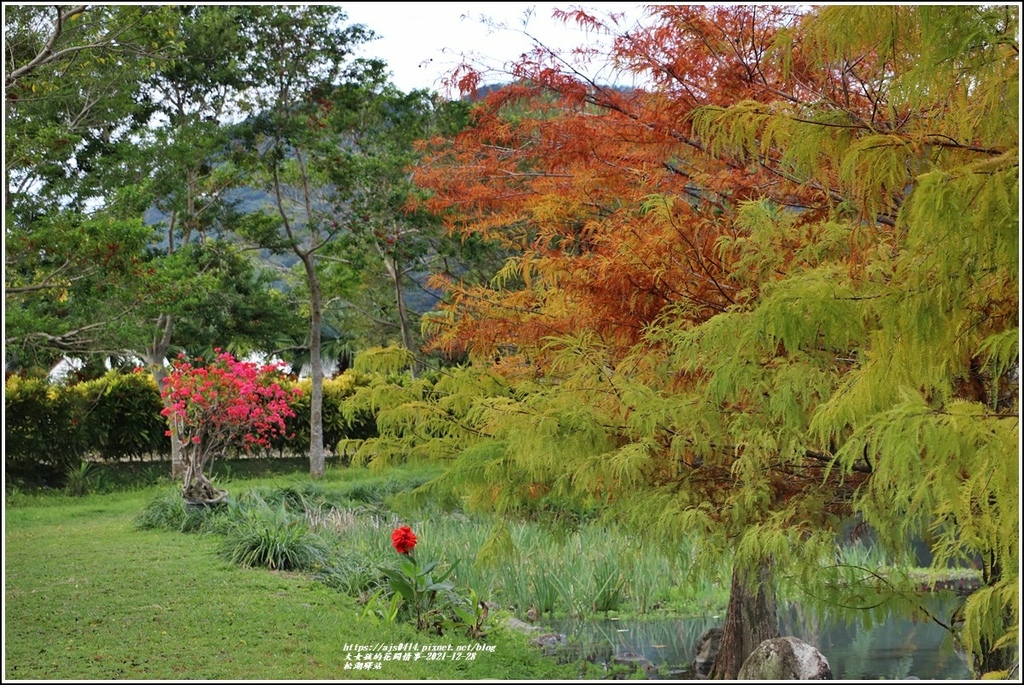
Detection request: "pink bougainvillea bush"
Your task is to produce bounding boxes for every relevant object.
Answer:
[160,350,301,503]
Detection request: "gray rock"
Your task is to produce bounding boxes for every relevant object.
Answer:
[737,636,832,680]
[614,652,663,679]
[531,632,568,655]
[613,652,656,670]
[693,627,723,676]
[666,668,696,680]
[505,616,542,633]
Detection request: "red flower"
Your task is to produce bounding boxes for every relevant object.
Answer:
[391,526,417,555]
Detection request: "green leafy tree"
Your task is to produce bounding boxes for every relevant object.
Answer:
[5,6,306,480]
[4,5,179,366]
[339,89,475,374]
[230,6,383,478]
[134,5,307,477]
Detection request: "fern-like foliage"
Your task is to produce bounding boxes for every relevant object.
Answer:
[401,4,1018,675]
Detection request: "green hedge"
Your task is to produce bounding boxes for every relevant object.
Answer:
[4,375,86,478]
[79,371,170,460]
[4,369,380,485]
[273,372,378,464]
[4,371,169,485]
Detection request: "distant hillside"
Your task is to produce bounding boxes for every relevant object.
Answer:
[143,186,442,316]
[463,81,638,101]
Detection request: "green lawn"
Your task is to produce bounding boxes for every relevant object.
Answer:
[4,485,586,680]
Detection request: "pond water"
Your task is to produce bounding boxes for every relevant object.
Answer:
[542,597,972,680]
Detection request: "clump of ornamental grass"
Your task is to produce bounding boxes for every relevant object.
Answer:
[590,558,628,613]
[135,489,226,533]
[621,548,675,615]
[64,461,109,497]
[315,549,391,598]
[337,472,434,505]
[245,482,351,513]
[218,494,330,571]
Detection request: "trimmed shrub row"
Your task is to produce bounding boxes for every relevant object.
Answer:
[275,372,378,460]
[4,370,378,486]
[5,371,168,482]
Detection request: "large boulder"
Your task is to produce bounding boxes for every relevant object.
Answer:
[737,636,832,680]
[693,627,723,676]
[612,652,659,679]
[530,632,567,656]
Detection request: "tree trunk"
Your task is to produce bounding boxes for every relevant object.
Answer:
[710,557,780,680]
[280,150,327,480]
[974,618,1017,678]
[180,443,226,504]
[384,251,417,378]
[970,553,1016,677]
[144,314,186,480]
[303,254,326,479]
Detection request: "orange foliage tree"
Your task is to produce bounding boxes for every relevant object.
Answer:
[405,5,1017,678]
[413,8,850,672]
[415,6,831,370]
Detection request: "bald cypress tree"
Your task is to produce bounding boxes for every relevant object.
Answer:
[359,5,1018,676]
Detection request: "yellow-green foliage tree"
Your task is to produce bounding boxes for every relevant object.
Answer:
[843,8,1016,675]
[683,7,1019,676]
[355,5,1018,677]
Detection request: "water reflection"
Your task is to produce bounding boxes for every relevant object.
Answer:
[778,599,970,680]
[542,597,971,680]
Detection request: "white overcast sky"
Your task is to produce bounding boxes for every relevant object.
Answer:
[340,2,652,95]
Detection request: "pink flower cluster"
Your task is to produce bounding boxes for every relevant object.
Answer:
[159,350,302,456]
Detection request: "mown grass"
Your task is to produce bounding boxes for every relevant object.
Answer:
[7,460,921,680]
[3,474,589,681]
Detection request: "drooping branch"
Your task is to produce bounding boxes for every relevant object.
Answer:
[4,259,96,293]
[5,5,170,88]
[5,5,90,87]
